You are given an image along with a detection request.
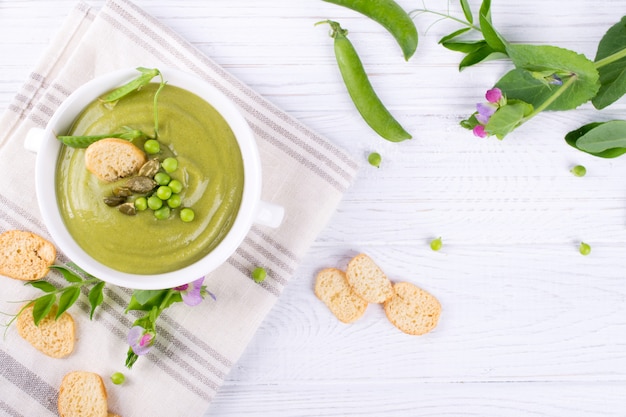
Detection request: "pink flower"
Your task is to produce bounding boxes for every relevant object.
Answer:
[473,125,488,138]
[173,277,205,306]
[485,88,503,104]
[475,102,498,124]
[127,326,154,356]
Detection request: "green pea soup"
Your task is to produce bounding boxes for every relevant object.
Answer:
[55,84,245,275]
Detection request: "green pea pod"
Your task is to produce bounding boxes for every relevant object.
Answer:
[101,67,160,103]
[319,20,412,142]
[322,0,418,61]
[57,129,146,148]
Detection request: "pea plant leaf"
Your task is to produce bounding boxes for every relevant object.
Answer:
[592,16,626,109]
[497,44,600,111]
[459,0,473,23]
[56,287,81,319]
[575,120,626,153]
[459,44,507,70]
[26,280,57,293]
[88,281,105,320]
[32,294,56,326]
[565,122,626,158]
[50,264,83,283]
[485,100,533,139]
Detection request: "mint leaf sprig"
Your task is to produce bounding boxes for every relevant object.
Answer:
[2,264,105,332]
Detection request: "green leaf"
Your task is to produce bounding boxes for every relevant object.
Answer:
[576,120,626,153]
[459,44,507,70]
[592,16,626,109]
[439,27,471,45]
[49,265,83,283]
[442,39,487,54]
[460,0,473,23]
[485,101,533,139]
[479,12,507,53]
[88,281,105,320]
[479,0,492,22]
[32,294,56,326]
[497,44,600,111]
[565,122,626,158]
[26,280,57,293]
[126,289,169,312]
[56,287,80,319]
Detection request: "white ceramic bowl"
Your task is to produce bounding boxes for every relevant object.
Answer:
[26,67,283,290]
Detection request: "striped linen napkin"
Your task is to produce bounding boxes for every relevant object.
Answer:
[0,1,358,415]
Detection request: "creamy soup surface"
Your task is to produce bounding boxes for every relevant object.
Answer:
[56,83,244,275]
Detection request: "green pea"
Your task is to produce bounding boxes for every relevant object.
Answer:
[430,237,443,251]
[167,194,182,208]
[154,206,171,220]
[168,179,183,194]
[180,208,195,222]
[162,157,178,173]
[134,197,148,211]
[154,172,171,186]
[579,242,591,256]
[368,152,382,168]
[110,372,125,385]
[570,165,586,177]
[317,20,411,142]
[147,195,163,210]
[251,267,267,283]
[144,139,160,154]
[321,0,418,61]
[156,186,172,200]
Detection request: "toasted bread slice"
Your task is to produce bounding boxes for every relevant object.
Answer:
[384,282,441,335]
[0,230,56,281]
[345,253,394,303]
[84,138,146,182]
[315,268,368,323]
[17,303,75,358]
[58,371,108,417]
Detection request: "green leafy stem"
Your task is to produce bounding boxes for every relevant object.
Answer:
[413,1,626,154]
[2,264,105,332]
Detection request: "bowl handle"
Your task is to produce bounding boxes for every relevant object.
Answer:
[24,128,45,153]
[255,201,284,228]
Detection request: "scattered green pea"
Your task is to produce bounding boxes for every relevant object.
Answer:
[162,157,178,173]
[167,194,182,208]
[156,185,172,200]
[251,267,267,283]
[430,237,443,251]
[180,208,195,222]
[368,152,382,168]
[579,241,591,256]
[110,372,125,385]
[147,195,163,210]
[168,179,183,194]
[570,165,586,177]
[143,139,160,154]
[154,172,171,186]
[154,206,171,220]
[134,197,148,211]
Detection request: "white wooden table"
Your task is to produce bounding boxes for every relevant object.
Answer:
[2,1,626,416]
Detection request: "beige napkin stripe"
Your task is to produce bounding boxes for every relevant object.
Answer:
[0,350,59,415]
[102,286,233,374]
[83,298,222,402]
